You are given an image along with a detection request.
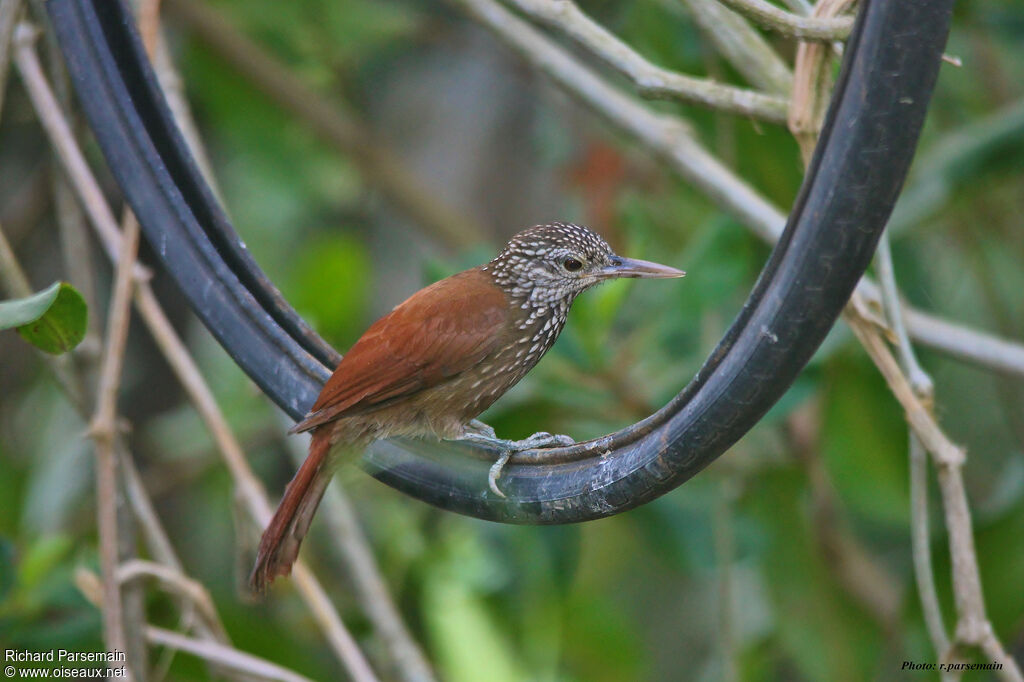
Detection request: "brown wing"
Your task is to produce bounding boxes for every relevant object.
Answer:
[290,268,508,433]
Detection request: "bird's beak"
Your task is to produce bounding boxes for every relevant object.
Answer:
[597,256,685,280]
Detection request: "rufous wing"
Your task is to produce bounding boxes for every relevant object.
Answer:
[290,268,509,433]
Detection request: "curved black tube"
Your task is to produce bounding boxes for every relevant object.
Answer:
[49,0,953,523]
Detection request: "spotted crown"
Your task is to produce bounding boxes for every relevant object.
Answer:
[483,222,615,304]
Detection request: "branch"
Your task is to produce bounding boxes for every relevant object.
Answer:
[14,28,379,682]
[901,309,1024,381]
[506,0,789,121]
[84,209,140,680]
[145,628,314,682]
[673,0,793,94]
[716,0,853,40]
[788,0,856,163]
[282,429,436,682]
[845,313,1023,681]
[164,0,483,250]
[0,0,22,122]
[118,560,229,643]
[876,232,951,659]
[4,209,249,681]
[453,0,1024,382]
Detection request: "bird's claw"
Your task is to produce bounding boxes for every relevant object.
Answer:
[485,432,575,498]
[455,427,575,497]
[488,451,513,498]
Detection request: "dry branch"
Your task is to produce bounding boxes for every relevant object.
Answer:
[506,0,789,121]
[14,27,379,682]
[453,0,1024,382]
[165,0,483,250]
[674,0,793,94]
[86,212,140,679]
[716,0,853,40]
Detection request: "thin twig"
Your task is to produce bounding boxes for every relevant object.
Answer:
[873,235,1020,677]
[144,628,314,682]
[87,212,140,679]
[136,0,163,58]
[674,0,793,94]
[845,313,1023,681]
[132,287,379,682]
[908,433,951,660]
[0,0,22,120]
[119,560,228,643]
[901,308,1024,381]
[165,0,483,250]
[788,0,856,163]
[875,233,933,398]
[4,219,240,679]
[12,23,150,281]
[283,429,436,682]
[506,0,789,121]
[716,0,853,40]
[455,0,785,242]
[14,28,379,682]
[876,231,951,660]
[453,0,1024,381]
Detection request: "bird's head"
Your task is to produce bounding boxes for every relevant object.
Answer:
[485,222,684,304]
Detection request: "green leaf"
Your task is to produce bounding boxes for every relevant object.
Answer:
[0,282,88,355]
[17,535,73,591]
[423,570,526,682]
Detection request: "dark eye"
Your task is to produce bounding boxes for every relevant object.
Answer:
[563,258,583,272]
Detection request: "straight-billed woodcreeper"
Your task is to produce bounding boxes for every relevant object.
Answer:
[251,222,684,591]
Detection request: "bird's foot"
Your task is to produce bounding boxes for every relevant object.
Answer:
[457,428,574,498]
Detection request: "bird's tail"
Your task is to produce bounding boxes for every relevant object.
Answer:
[249,429,336,593]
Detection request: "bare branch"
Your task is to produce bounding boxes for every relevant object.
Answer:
[716,0,853,40]
[119,560,228,643]
[846,313,1024,681]
[788,0,856,162]
[674,0,793,94]
[133,261,379,682]
[0,0,23,122]
[13,23,151,281]
[877,231,951,658]
[454,0,1024,381]
[165,0,483,250]
[85,211,140,679]
[283,429,436,682]
[145,628,314,682]
[506,0,789,121]
[3,216,238,678]
[14,28,379,682]
[902,308,1024,381]
[875,233,934,398]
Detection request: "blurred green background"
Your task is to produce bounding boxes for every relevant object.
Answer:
[1,0,1022,680]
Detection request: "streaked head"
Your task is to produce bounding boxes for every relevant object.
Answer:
[485,222,684,303]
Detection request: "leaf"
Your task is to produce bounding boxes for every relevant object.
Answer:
[17,534,73,591]
[0,283,88,355]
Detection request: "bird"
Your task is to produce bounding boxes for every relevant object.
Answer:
[250,222,684,591]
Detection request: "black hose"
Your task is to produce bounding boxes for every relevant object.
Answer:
[48,0,953,523]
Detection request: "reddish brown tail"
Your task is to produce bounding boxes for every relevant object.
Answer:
[249,430,336,593]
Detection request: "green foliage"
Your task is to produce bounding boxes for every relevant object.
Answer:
[0,282,88,354]
[284,233,372,347]
[2,0,1024,679]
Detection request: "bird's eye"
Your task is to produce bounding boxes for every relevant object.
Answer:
[563,258,583,272]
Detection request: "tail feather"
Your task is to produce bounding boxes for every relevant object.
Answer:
[250,430,336,593]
